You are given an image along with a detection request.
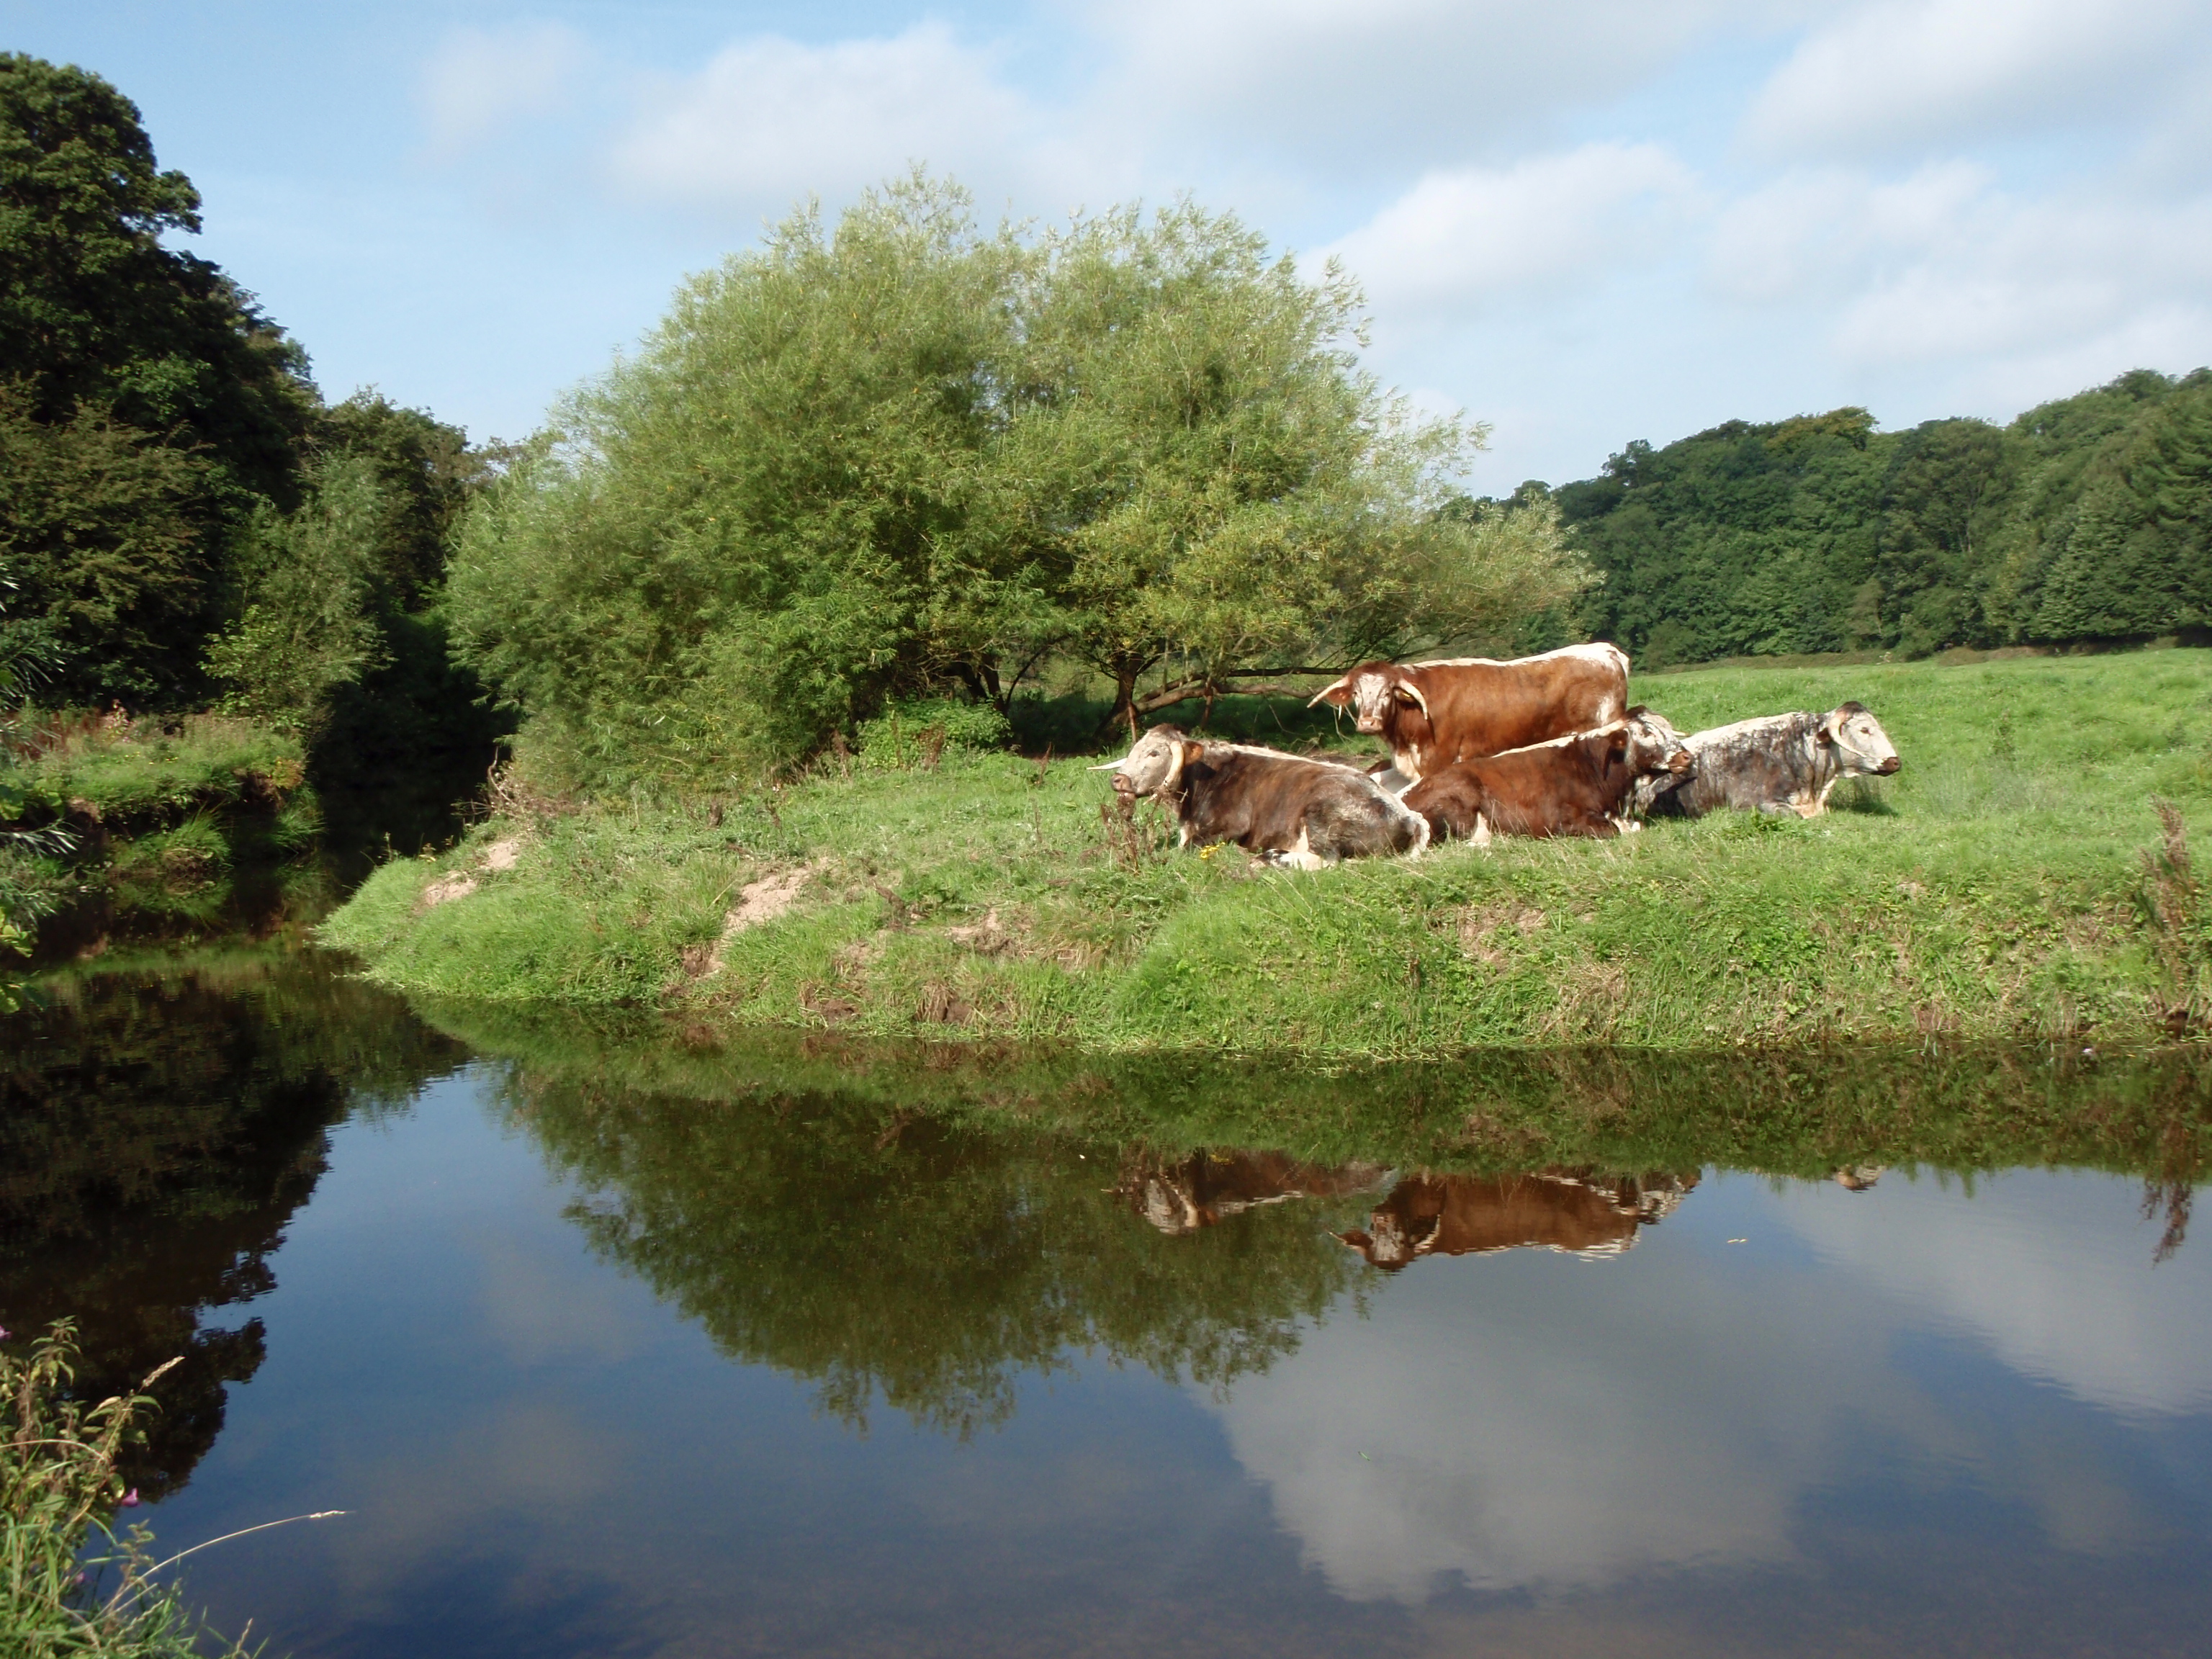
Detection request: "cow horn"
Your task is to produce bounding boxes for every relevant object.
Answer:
[1308,674,1354,708]
[1088,760,1124,770]
[1398,680,1429,716]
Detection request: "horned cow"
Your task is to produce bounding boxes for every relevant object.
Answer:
[1401,709,1693,842]
[1338,1170,1699,1270]
[1095,726,1429,868]
[1637,702,1899,819]
[1310,643,1630,783]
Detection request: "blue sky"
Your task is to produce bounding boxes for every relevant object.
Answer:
[12,1,2211,491]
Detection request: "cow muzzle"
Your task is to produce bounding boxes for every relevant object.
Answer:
[1876,757,1901,775]
[1354,712,1385,734]
[1111,773,1137,796]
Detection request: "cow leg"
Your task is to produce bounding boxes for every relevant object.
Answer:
[1277,827,1328,871]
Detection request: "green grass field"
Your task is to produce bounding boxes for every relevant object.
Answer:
[322,647,2212,1055]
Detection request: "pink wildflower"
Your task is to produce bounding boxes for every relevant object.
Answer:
[119,1488,140,1507]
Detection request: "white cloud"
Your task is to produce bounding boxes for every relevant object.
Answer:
[420,22,587,155]
[1090,0,1796,168]
[1208,1171,2210,1605]
[1743,0,2208,156]
[1709,161,2212,372]
[1776,1169,2212,1419]
[607,24,1071,213]
[1327,143,1696,320]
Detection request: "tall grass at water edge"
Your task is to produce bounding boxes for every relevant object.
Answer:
[1,1325,256,1658]
[323,649,2212,1053]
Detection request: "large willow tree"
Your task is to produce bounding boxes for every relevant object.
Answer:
[450,175,1588,786]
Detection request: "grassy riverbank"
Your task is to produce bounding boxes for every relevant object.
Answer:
[2,714,326,961]
[323,649,2212,1054]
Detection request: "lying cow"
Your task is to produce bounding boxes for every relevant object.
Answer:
[1309,642,1630,784]
[1401,709,1692,842]
[1118,1151,1391,1236]
[1095,725,1429,867]
[1337,1169,1698,1270]
[1637,702,1899,819]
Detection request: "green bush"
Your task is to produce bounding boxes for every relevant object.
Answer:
[1,1323,254,1658]
[853,697,1012,769]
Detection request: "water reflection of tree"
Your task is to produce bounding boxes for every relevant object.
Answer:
[0,957,464,1496]
[504,1076,1370,1437]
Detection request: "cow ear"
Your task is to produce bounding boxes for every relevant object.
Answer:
[1333,1231,1372,1252]
[1818,711,1843,744]
[1179,739,1206,768]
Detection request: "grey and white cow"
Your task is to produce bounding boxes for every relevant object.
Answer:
[1636,702,1899,819]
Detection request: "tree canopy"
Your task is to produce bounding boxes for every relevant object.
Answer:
[1559,369,2212,667]
[449,176,1588,787]
[0,53,319,706]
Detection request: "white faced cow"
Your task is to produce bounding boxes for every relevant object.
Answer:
[1309,643,1630,785]
[1095,726,1429,868]
[1637,702,1900,819]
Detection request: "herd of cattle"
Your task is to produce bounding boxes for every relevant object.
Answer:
[1094,642,1902,868]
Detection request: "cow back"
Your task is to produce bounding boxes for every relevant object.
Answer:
[1412,644,1628,765]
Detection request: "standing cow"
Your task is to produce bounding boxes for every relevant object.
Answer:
[1638,702,1899,819]
[1094,726,1429,867]
[1402,710,1693,842]
[1308,643,1630,784]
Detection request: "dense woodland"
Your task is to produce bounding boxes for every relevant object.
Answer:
[1554,370,2212,667]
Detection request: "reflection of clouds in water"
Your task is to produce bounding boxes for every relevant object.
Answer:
[1767,1169,2212,1420]
[1208,1173,2206,1604]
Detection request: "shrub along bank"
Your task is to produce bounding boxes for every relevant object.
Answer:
[322,649,2212,1056]
[1,713,324,953]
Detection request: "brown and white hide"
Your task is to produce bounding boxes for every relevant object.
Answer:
[1338,1170,1698,1270]
[1308,643,1630,783]
[1118,1151,1393,1236]
[1095,725,1429,868]
[1401,709,1693,842]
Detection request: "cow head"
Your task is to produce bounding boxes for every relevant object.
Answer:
[1623,707,1694,777]
[1334,1208,1435,1271]
[1310,662,1427,735]
[1820,702,1900,775]
[1092,724,1204,798]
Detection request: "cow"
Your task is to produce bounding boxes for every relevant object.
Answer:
[1118,1151,1393,1236]
[1093,725,1429,868]
[1308,642,1630,784]
[1636,702,1899,819]
[1400,709,1693,843]
[1337,1169,1698,1270]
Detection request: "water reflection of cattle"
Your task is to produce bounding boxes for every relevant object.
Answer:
[1120,1150,1393,1235]
[1337,1170,1699,1270]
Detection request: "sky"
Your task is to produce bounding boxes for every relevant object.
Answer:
[11,0,2212,492]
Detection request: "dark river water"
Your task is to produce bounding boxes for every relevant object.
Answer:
[5,953,2212,1658]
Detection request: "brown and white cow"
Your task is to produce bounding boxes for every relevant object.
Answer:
[1337,1169,1697,1271]
[1637,702,1899,819]
[1400,709,1692,842]
[1094,725,1429,868]
[1309,642,1630,783]
[1118,1151,1392,1236]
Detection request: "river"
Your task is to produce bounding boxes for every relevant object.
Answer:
[4,952,2210,1656]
